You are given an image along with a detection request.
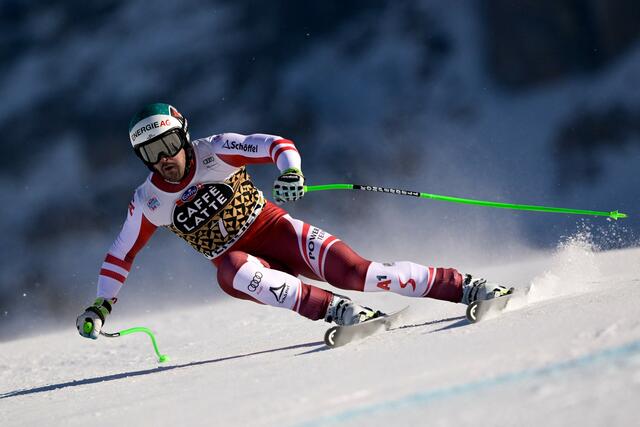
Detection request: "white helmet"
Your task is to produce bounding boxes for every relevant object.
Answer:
[128,103,189,167]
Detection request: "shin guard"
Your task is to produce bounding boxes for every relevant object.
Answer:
[364,261,433,297]
[364,261,462,302]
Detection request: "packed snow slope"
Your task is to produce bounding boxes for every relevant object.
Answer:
[1,243,639,427]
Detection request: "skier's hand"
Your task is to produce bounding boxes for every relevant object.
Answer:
[273,168,305,204]
[76,298,115,339]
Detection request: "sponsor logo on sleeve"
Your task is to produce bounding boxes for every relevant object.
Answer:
[222,140,259,153]
[147,197,160,211]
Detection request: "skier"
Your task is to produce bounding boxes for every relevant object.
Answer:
[76,103,510,339]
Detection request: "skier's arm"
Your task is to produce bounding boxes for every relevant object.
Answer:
[212,133,304,203]
[211,133,301,171]
[76,193,157,339]
[97,195,157,299]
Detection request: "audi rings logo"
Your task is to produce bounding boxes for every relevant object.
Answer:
[248,271,263,292]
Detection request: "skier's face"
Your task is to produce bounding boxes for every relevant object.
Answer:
[153,148,186,182]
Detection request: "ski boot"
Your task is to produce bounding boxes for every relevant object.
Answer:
[461,274,513,305]
[324,294,384,326]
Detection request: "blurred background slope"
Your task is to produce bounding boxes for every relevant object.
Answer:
[1,0,638,340]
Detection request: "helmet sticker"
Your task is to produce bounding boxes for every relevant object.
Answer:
[129,114,182,146]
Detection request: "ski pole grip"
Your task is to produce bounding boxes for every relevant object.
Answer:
[83,321,93,335]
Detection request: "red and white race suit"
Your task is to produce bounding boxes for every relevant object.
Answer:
[97,133,464,320]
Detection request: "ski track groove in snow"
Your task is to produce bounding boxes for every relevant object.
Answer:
[294,337,640,427]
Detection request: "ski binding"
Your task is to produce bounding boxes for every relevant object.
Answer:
[324,306,409,348]
[466,288,528,323]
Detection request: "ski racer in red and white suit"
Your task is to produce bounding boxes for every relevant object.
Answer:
[76,103,508,339]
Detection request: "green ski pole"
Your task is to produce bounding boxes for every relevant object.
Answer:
[83,322,169,363]
[303,184,627,220]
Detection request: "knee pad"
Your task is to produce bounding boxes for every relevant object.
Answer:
[232,256,303,311]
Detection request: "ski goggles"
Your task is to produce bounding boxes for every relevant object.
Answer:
[135,129,188,164]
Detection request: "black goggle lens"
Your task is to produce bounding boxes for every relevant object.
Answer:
[137,131,185,164]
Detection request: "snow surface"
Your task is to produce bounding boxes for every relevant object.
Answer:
[1,243,640,427]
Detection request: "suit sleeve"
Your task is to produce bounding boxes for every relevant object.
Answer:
[96,192,157,299]
[211,133,302,172]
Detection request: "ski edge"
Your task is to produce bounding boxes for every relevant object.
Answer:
[323,306,409,348]
[465,287,528,323]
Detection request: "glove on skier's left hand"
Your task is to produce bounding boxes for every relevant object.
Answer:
[273,168,305,204]
[76,298,116,339]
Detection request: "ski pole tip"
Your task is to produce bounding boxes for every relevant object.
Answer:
[609,211,627,220]
[158,354,170,363]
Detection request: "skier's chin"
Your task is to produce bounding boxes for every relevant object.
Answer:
[160,165,183,182]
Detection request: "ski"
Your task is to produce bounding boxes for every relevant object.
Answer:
[324,306,409,348]
[465,288,528,323]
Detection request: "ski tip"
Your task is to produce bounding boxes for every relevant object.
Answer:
[466,301,479,323]
[324,327,339,348]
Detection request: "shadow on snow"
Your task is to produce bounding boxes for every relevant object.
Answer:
[0,340,324,400]
[1,317,470,399]
[392,315,467,332]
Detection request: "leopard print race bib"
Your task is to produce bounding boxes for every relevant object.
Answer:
[167,167,264,258]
